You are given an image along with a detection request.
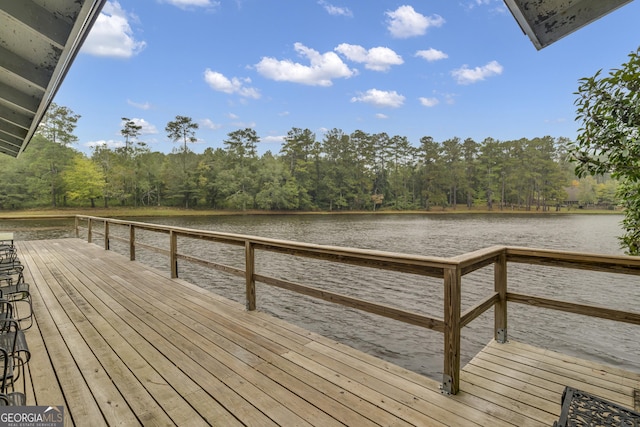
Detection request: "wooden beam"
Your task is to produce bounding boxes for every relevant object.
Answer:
[507,292,640,325]
[443,266,461,394]
[256,274,445,332]
[494,252,507,342]
[461,292,499,328]
[245,241,256,311]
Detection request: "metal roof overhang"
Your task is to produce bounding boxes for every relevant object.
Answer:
[504,0,634,50]
[0,0,106,158]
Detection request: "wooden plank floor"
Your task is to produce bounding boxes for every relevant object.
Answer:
[13,238,640,426]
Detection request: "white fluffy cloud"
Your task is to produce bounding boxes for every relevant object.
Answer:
[335,44,403,72]
[351,89,405,108]
[125,118,158,134]
[451,60,503,84]
[256,42,357,86]
[82,1,146,58]
[419,97,439,107]
[318,0,352,16]
[386,5,445,39]
[204,69,261,99]
[416,48,448,62]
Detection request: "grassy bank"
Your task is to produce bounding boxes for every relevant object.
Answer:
[0,206,622,219]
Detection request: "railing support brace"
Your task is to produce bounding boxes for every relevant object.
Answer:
[245,241,256,311]
[442,266,461,395]
[495,252,508,343]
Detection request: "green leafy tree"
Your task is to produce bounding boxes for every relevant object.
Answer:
[197,147,226,208]
[113,119,151,206]
[461,138,478,209]
[386,135,416,209]
[596,179,620,208]
[417,136,446,210]
[0,155,27,209]
[166,115,198,170]
[136,151,165,206]
[29,105,81,207]
[165,116,199,207]
[321,129,359,210]
[348,130,375,210]
[91,145,118,207]
[64,155,105,207]
[280,128,315,209]
[477,137,502,210]
[161,151,199,208]
[569,47,640,253]
[218,128,261,210]
[255,152,299,210]
[121,118,143,158]
[441,137,463,209]
[577,176,598,206]
[38,103,81,146]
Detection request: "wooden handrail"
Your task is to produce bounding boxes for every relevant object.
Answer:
[74,215,640,396]
[506,246,640,275]
[507,292,640,325]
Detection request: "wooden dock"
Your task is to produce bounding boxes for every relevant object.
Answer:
[15,238,640,426]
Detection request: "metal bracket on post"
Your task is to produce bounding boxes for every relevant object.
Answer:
[496,328,508,344]
[440,374,453,395]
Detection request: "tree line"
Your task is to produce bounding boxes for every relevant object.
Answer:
[0,103,618,212]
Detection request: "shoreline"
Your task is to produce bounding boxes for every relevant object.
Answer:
[0,206,622,220]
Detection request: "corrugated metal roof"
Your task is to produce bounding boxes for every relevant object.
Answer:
[504,0,634,50]
[0,0,106,157]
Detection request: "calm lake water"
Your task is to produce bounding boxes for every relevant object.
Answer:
[2,213,638,380]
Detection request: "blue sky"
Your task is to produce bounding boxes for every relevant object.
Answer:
[55,0,640,155]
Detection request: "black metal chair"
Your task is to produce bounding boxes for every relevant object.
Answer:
[0,264,33,330]
[554,386,640,427]
[0,302,29,406]
[0,347,26,406]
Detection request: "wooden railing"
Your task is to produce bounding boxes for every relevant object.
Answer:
[74,215,640,395]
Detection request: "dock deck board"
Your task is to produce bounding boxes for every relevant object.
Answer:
[13,238,640,426]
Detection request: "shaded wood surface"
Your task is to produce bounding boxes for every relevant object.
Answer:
[16,238,640,426]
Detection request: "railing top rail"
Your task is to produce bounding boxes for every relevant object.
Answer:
[450,246,506,273]
[75,215,640,275]
[0,214,76,220]
[506,246,640,275]
[76,215,458,272]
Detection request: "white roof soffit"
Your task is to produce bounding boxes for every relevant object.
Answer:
[0,0,106,157]
[504,0,634,50]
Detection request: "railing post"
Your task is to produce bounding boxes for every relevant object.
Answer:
[495,251,508,343]
[104,221,110,250]
[170,231,178,278]
[129,225,136,261]
[442,266,461,395]
[87,218,92,243]
[245,241,256,311]
[75,216,79,238]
